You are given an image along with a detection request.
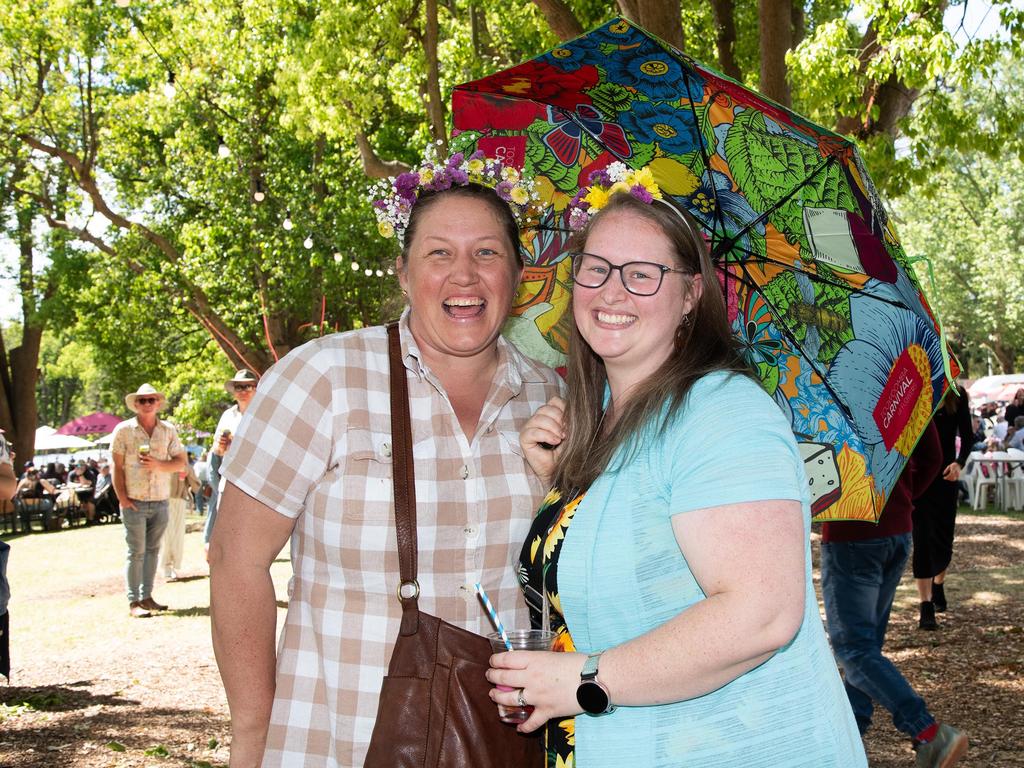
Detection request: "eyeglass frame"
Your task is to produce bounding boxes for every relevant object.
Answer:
[135,396,160,405]
[569,251,693,296]
[233,383,257,391]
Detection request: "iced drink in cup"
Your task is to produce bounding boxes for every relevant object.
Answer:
[138,443,151,466]
[487,629,556,724]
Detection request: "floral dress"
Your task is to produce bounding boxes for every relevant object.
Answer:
[518,487,586,768]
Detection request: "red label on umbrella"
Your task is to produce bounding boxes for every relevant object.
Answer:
[476,136,528,170]
[873,350,924,450]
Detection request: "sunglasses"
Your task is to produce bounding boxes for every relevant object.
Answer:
[136,396,160,405]
[234,383,256,391]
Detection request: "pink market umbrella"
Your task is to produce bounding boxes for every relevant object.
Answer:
[56,412,123,436]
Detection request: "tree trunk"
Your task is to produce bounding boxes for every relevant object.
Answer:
[617,0,684,49]
[710,0,742,80]
[530,0,584,41]
[759,0,792,106]
[8,198,43,466]
[424,0,448,152]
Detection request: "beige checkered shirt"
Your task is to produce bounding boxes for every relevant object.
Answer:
[223,313,563,768]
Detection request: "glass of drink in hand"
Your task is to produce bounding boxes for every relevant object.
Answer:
[487,629,556,724]
[138,443,151,465]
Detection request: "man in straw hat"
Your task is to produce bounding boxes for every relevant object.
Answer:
[110,384,186,618]
[204,369,259,552]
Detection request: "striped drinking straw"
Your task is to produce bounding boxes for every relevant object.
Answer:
[475,583,512,651]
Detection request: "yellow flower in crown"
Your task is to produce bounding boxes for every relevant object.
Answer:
[567,161,665,230]
[369,145,549,245]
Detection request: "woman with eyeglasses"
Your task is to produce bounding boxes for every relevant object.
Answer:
[488,181,865,767]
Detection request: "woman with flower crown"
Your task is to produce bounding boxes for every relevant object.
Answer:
[209,149,563,768]
[487,167,866,767]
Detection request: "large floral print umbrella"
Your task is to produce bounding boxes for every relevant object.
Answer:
[451,17,958,522]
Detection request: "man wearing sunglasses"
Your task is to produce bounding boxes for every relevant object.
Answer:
[204,369,260,553]
[111,384,186,618]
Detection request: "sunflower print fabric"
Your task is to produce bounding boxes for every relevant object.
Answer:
[518,487,586,768]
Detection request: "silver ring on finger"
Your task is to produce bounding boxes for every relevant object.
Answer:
[516,688,528,708]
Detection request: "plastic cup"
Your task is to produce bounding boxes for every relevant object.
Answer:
[138,443,151,457]
[487,628,556,724]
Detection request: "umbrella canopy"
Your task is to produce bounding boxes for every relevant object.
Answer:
[451,18,957,521]
[56,411,124,436]
[967,374,1024,404]
[34,427,94,452]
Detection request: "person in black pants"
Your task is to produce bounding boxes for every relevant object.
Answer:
[912,385,973,630]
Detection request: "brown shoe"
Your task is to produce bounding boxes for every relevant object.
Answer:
[129,601,152,618]
[140,597,168,612]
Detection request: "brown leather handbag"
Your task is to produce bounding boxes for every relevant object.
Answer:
[363,323,541,768]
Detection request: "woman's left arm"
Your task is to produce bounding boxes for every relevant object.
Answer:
[488,498,806,732]
[487,499,806,733]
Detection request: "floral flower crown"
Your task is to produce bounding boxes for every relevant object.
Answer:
[566,162,663,230]
[370,146,547,245]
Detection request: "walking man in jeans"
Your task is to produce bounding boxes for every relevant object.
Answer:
[821,421,968,768]
[111,384,186,618]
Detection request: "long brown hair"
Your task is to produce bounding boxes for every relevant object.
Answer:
[552,193,751,492]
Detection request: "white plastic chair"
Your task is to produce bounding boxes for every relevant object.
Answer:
[970,451,998,511]
[1005,448,1024,510]
[960,453,981,508]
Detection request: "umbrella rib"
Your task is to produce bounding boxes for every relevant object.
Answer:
[724,260,856,422]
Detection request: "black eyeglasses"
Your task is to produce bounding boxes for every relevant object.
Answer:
[136,397,159,405]
[570,252,691,296]
[234,384,256,391]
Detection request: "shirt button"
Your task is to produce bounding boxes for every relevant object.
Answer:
[382,443,392,457]
[460,464,470,480]
[463,526,478,538]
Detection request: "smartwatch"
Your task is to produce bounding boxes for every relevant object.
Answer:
[576,651,615,715]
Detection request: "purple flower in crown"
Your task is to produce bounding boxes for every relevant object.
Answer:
[447,152,465,167]
[588,168,612,187]
[568,207,590,230]
[449,166,470,186]
[469,149,486,162]
[495,180,513,202]
[631,184,653,204]
[394,172,421,201]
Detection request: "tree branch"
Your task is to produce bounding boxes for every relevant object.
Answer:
[530,0,584,41]
[354,131,412,178]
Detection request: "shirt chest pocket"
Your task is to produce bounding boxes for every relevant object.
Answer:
[340,428,394,523]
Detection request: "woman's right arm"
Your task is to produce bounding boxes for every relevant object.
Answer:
[519,396,566,483]
[209,481,296,768]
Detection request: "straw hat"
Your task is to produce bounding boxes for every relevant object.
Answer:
[224,368,259,394]
[125,383,166,413]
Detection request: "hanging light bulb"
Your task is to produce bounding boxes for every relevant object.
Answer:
[282,211,293,231]
[364,268,373,277]
[333,252,343,263]
[375,269,384,277]
[217,135,231,159]
[253,179,265,203]
[386,267,394,276]
[303,235,314,249]
[162,71,176,99]
[350,261,359,271]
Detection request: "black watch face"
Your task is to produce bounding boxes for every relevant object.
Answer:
[576,681,610,714]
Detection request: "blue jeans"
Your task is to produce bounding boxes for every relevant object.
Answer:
[203,453,222,544]
[122,500,169,602]
[821,534,934,737]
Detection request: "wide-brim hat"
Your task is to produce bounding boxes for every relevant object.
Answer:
[125,383,167,413]
[224,368,259,393]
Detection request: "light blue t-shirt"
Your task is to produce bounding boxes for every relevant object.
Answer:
[558,372,866,767]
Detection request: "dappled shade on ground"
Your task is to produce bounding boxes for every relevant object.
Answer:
[0,511,1021,766]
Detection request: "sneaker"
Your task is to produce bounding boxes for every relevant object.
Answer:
[129,601,152,618]
[919,601,938,631]
[915,723,968,768]
[932,582,947,612]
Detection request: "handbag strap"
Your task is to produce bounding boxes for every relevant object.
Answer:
[386,322,420,634]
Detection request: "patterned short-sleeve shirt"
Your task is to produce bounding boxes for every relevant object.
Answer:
[222,312,564,768]
[110,418,184,501]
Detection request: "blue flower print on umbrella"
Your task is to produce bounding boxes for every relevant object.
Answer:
[601,46,704,102]
[617,100,702,155]
[828,286,948,492]
[683,170,764,258]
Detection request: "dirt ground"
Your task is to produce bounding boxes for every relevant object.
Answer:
[1,511,1021,767]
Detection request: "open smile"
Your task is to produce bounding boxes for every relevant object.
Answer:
[594,309,636,328]
[443,296,487,319]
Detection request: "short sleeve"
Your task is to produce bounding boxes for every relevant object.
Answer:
[220,342,337,518]
[166,425,184,458]
[664,372,806,516]
[110,423,130,457]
